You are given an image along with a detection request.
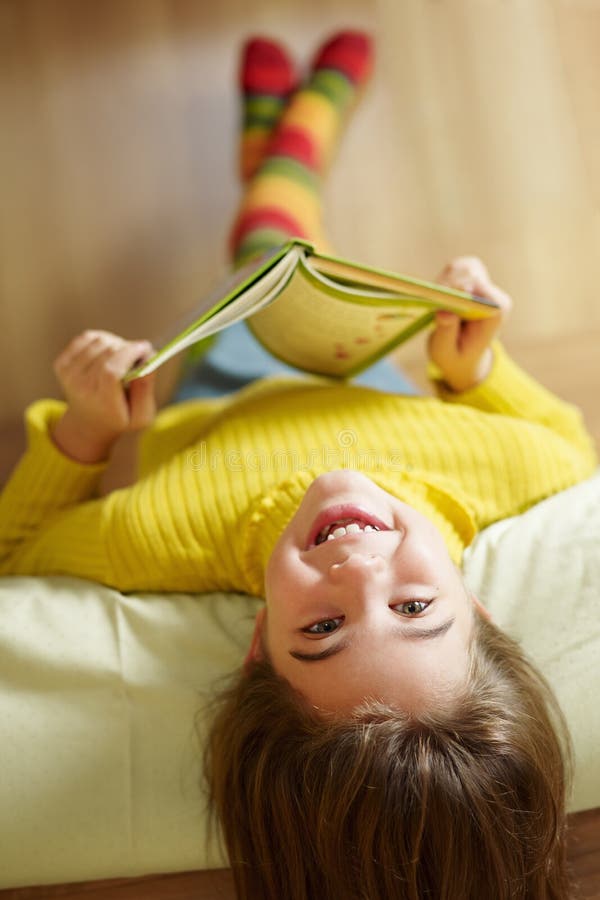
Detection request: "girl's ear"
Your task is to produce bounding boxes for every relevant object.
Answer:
[471,593,493,622]
[243,606,267,671]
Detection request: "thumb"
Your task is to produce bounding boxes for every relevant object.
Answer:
[462,312,502,351]
[435,310,460,332]
[128,372,157,430]
[429,311,460,358]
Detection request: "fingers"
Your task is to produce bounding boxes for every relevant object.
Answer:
[436,256,513,316]
[54,331,152,385]
[429,257,513,392]
[428,306,497,392]
[433,308,500,359]
[53,330,156,435]
[100,339,153,383]
[437,256,489,292]
[54,330,121,379]
[50,331,157,462]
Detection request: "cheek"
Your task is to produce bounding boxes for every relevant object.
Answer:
[403,534,446,571]
[413,518,455,561]
[265,544,289,596]
[394,529,458,586]
[277,566,312,603]
[265,542,306,606]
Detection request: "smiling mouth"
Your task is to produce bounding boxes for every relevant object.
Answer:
[306,505,392,550]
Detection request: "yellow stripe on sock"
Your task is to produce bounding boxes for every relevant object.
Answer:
[238,173,324,238]
[281,90,341,170]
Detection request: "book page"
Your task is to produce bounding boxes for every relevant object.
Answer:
[303,267,406,299]
[308,253,498,317]
[249,262,435,376]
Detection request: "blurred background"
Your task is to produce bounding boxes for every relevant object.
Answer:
[1,0,598,473]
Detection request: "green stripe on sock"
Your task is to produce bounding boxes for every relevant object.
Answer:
[245,95,286,119]
[234,227,297,266]
[308,68,354,109]
[244,112,282,129]
[258,156,320,191]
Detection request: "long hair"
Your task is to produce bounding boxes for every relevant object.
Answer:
[204,614,573,899]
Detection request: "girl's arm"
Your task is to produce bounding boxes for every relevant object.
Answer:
[0,332,156,580]
[428,259,597,469]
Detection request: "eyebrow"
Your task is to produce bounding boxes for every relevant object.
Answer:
[289,616,456,663]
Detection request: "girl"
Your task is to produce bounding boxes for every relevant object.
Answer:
[0,32,596,899]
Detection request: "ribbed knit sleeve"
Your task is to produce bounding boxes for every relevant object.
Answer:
[0,400,111,579]
[431,342,598,472]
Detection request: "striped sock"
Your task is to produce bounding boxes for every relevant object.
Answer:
[230,30,373,266]
[239,38,297,183]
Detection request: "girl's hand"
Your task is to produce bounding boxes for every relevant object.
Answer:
[51,330,156,463]
[428,257,513,393]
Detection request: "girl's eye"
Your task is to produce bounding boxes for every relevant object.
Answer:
[303,617,343,635]
[394,599,431,616]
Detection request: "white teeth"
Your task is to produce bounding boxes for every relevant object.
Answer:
[323,522,381,543]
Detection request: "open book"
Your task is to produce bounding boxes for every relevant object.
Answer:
[125,240,499,381]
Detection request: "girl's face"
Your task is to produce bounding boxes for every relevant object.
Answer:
[250,470,485,713]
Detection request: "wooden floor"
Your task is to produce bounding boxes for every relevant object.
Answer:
[0,806,598,898]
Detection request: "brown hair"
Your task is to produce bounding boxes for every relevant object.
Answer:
[204,614,573,899]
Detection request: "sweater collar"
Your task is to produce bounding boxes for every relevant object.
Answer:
[239,467,476,597]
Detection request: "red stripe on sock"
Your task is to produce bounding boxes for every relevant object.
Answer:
[229,206,308,252]
[267,125,320,171]
[312,31,373,85]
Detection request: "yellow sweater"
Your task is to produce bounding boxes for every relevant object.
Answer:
[0,344,596,596]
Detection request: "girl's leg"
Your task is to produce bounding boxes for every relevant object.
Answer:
[230,30,373,265]
[239,38,298,183]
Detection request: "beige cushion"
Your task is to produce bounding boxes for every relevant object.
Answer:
[1,471,599,887]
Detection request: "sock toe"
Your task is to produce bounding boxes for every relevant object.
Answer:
[311,30,374,86]
[240,37,297,96]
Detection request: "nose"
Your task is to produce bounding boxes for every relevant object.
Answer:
[327,552,386,584]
